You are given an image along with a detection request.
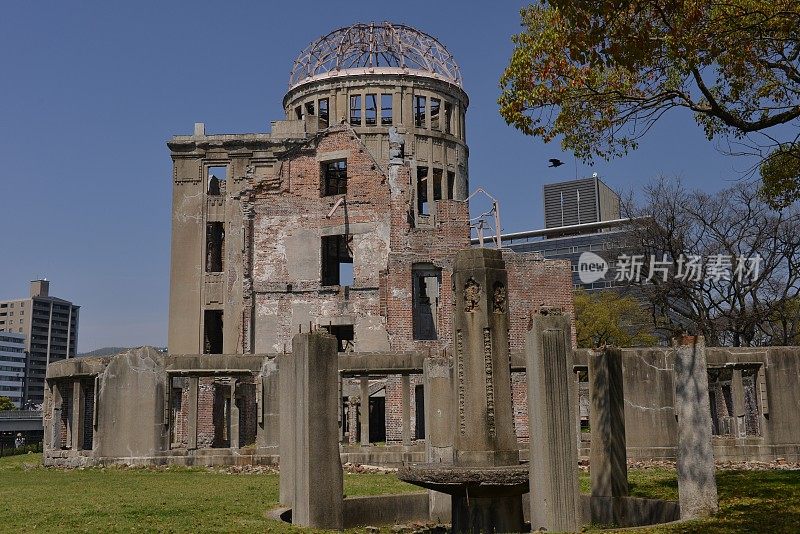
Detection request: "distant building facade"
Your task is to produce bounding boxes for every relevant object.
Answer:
[0,332,26,408]
[543,176,620,230]
[491,177,632,290]
[0,280,79,406]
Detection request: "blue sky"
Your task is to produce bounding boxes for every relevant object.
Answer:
[0,1,750,350]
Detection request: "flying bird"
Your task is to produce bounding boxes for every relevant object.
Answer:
[548,158,565,168]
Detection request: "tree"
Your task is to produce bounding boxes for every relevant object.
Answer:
[499,1,800,207]
[0,396,16,411]
[574,289,658,348]
[622,177,800,346]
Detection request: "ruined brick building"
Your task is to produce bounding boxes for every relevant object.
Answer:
[43,23,800,468]
[165,22,572,446]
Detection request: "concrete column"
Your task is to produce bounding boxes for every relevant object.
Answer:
[229,380,239,449]
[260,358,280,449]
[278,351,296,506]
[360,377,370,446]
[50,385,63,450]
[732,369,746,438]
[401,374,412,446]
[338,375,344,443]
[287,332,343,529]
[423,356,453,523]
[72,381,84,451]
[589,347,629,497]
[674,336,719,519]
[348,395,359,444]
[187,376,199,451]
[527,312,581,532]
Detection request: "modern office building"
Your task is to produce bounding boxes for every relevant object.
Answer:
[543,176,620,231]
[0,332,26,408]
[0,280,79,406]
[496,177,632,290]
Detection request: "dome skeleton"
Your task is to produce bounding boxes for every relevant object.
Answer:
[289,22,462,88]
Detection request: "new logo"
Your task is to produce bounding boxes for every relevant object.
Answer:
[578,252,608,284]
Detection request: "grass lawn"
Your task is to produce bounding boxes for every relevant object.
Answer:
[0,454,418,532]
[1,454,799,532]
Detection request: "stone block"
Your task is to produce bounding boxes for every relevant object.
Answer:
[526,312,581,532]
[674,336,718,519]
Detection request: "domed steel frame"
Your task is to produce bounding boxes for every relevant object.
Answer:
[289,22,462,89]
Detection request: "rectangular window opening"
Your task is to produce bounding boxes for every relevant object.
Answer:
[444,101,453,134]
[205,222,225,273]
[447,171,455,200]
[417,167,429,215]
[322,324,355,352]
[318,98,329,128]
[203,310,223,354]
[365,94,377,126]
[305,101,315,116]
[381,94,393,125]
[207,166,227,196]
[350,94,362,126]
[430,98,441,130]
[295,106,302,120]
[708,368,734,436]
[415,384,425,439]
[433,168,443,201]
[321,235,353,286]
[414,95,426,128]
[412,264,441,340]
[321,159,347,196]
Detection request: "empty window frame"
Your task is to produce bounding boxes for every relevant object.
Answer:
[321,235,353,286]
[322,324,355,352]
[430,98,441,130]
[416,166,429,215]
[207,166,227,196]
[321,159,347,196]
[295,106,302,120]
[203,310,223,354]
[380,94,392,125]
[412,264,441,340]
[318,98,330,128]
[365,93,377,126]
[350,94,362,126]
[708,368,734,436]
[305,101,315,116]
[414,95,426,128]
[206,222,225,273]
[741,367,762,436]
[444,101,453,134]
[447,171,455,200]
[433,168,443,201]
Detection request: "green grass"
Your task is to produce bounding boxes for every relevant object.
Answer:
[2,454,799,532]
[0,454,419,532]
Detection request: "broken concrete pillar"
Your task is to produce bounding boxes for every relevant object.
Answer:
[401,374,412,446]
[278,350,296,507]
[187,376,199,451]
[589,347,629,526]
[229,380,239,449]
[72,380,84,451]
[589,347,629,497]
[423,356,453,523]
[674,336,719,519]
[360,376,370,446]
[285,332,343,529]
[347,395,359,444]
[527,311,581,532]
[258,357,280,450]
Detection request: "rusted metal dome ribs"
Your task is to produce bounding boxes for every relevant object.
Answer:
[289,21,462,88]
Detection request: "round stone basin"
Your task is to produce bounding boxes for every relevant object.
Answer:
[397,463,529,498]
